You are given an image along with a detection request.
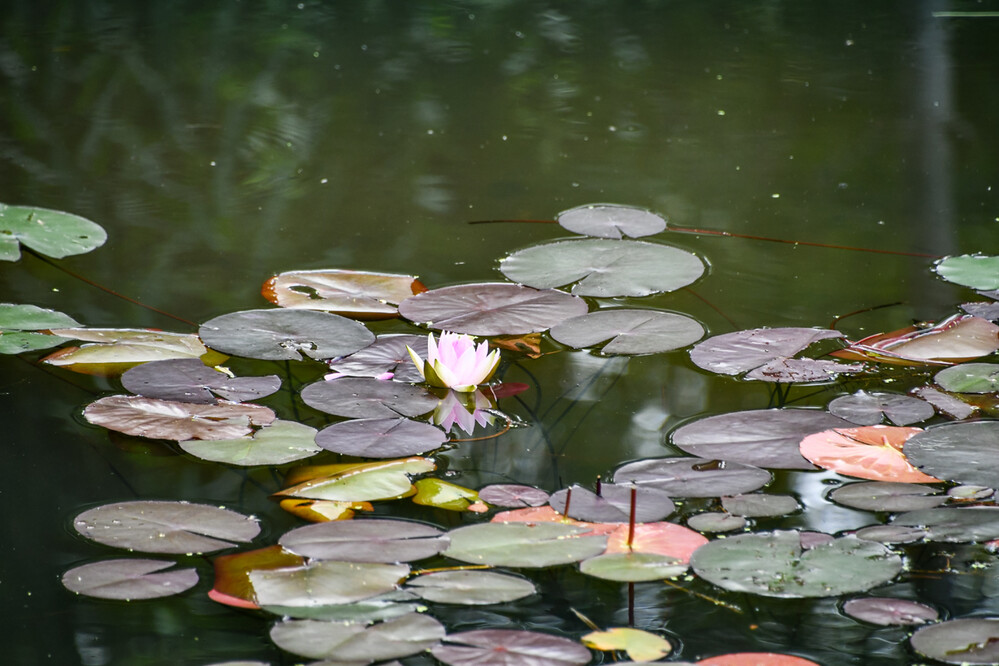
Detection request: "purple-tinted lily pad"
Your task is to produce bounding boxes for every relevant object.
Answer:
[300,377,438,419]
[444,522,607,567]
[910,618,999,664]
[83,395,276,441]
[690,327,844,376]
[842,597,938,626]
[910,386,974,420]
[934,362,999,394]
[432,629,592,666]
[315,417,447,458]
[478,484,551,508]
[720,494,801,518]
[406,570,536,605]
[73,500,260,554]
[893,506,999,542]
[828,390,936,426]
[270,613,444,661]
[549,484,674,523]
[557,203,667,239]
[853,524,928,544]
[671,409,853,470]
[61,558,198,600]
[690,530,902,598]
[121,358,281,404]
[199,308,375,361]
[613,457,771,498]
[499,239,704,297]
[687,513,747,533]
[962,301,999,322]
[828,482,945,512]
[326,334,428,383]
[178,420,320,466]
[904,421,999,486]
[398,282,588,335]
[250,560,409,607]
[745,357,863,383]
[279,519,449,563]
[549,309,703,355]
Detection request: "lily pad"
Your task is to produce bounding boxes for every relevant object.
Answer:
[261,268,427,319]
[412,478,483,511]
[743,357,862,383]
[73,500,260,554]
[479,484,550,508]
[121,358,281,404]
[687,513,746,533]
[499,238,704,297]
[833,315,999,365]
[326,334,428,383]
[798,426,940,483]
[557,203,667,239]
[911,386,976,420]
[549,484,675,523]
[690,328,844,376]
[904,421,999,486]
[582,627,672,661]
[279,519,448,563]
[963,301,999,322]
[613,457,772,497]
[690,530,902,598]
[842,597,938,626]
[269,613,444,662]
[444,522,607,567]
[910,618,999,664]
[277,457,436,502]
[43,328,213,375]
[178,420,320,466]
[432,629,592,666]
[828,391,935,426]
[0,303,78,353]
[893,506,999,542]
[580,552,687,582]
[264,592,421,623]
[198,308,374,361]
[209,545,305,609]
[301,377,438,419]
[828,482,945,512]
[934,254,999,290]
[249,560,409,607]
[0,203,106,261]
[398,282,588,335]
[61,558,198,600]
[934,362,999,394]
[315,417,447,458]
[405,570,536,605]
[853,525,928,544]
[549,309,704,355]
[671,409,852,470]
[83,395,276,441]
[720,494,801,518]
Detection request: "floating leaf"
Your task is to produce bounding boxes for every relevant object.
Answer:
[84,395,276,441]
[842,597,938,626]
[603,521,708,560]
[934,254,999,290]
[326,334,428,382]
[910,618,999,664]
[406,570,536,605]
[697,654,821,666]
[903,421,999,486]
[893,506,999,542]
[828,482,945,512]
[262,269,427,319]
[73,500,260,554]
[265,591,422,623]
[613,457,772,497]
[301,377,438,419]
[557,203,667,239]
[478,484,550,508]
[121,358,281,404]
[582,627,672,661]
[911,386,976,420]
[828,390,936,426]
[580,552,687,582]
[432,629,592,666]
[687,513,746,533]
[0,203,106,261]
[549,484,674,523]
[61,559,198,600]
[398,282,588,335]
[278,498,372,523]
[314,417,447,458]
[199,308,374,361]
[412,478,481,511]
[270,613,444,662]
[500,239,704,297]
[277,457,435,502]
[963,300,999,322]
[43,328,214,375]
[279,519,448,563]
[549,309,704,355]
[853,525,928,545]
[249,560,409,607]
[690,328,843,376]
[798,426,940,483]
[444,522,607,567]
[935,362,999,394]
[720,494,800,518]
[832,315,999,365]
[671,409,854,470]
[0,303,78,354]
[744,357,863,383]
[178,420,320,466]
[209,545,305,609]
[690,530,902,598]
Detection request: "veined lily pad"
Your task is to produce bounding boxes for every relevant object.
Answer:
[799,426,940,483]
[580,552,687,582]
[557,203,667,239]
[549,309,704,355]
[934,362,999,394]
[326,334,428,383]
[178,420,320,466]
[121,358,281,404]
[478,484,550,508]
[301,377,438,419]
[934,254,999,290]
[279,519,448,563]
[73,500,260,554]
[893,506,999,542]
[270,613,444,662]
[199,308,374,361]
[406,570,536,605]
[249,560,409,607]
[315,417,447,458]
[549,484,675,523]
[842,597,938,626]
[0,303,78,354]
[84,395,276,441]
[828,390,935,426]
[828,482,945,512]
[444,522,607,567]
[613,457,771,497]
[903,421,999,486]
[61,559,198,600]
[432,629,592,666]
[690,530,902,598]
[261,268,427,319]
[0,203,106,261]
[832,315,999,365]
[499,238,704,297]
[582,627,672,661]
[690,327,843,376]
[398,282,588,335]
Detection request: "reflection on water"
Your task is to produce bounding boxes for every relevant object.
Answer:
[2,1,998,664]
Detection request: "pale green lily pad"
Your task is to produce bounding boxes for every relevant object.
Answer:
[178,420,320,466]
[934,362,999,393]
[406,570,536,605]
[687,513,746,533]
[720,494,801,518]
[0,203,106,261]
[934,254,999,290]
[557,203,667,239]
[262,593,421,622]
[444,522,607,567]
[250,560,409,607]
[279,458,436,502]
[580,552,687,582]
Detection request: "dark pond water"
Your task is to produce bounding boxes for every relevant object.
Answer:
[2,1,999,664]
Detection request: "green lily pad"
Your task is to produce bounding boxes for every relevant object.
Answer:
[178,419,320,466]
[444,522,607,567]
[934,254,999,290]
[0,303,79,353]
[269,613,444,662]
[279,519,448,563]
[549,309,704,355]
[61,558,198,600]
[904,421,999,486]
[0,203,106,261]
[556,203,667,239]
[499,238,704,297]
[249,560,409,607]
[278,458,436,502]
[910,618,999,664]
[720,494,801,518]
[405,570,536,605]
[687,513,747,533]
[263,593,422,623]
[579,552,687,582]
[934,362,999,393]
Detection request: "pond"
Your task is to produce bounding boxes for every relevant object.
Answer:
[2,1,999,665]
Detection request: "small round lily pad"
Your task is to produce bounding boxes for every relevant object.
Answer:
[549,309,704,355]
[61,558,198,600]
[934,254,999,290]
[842,597,938,626]
[934,362,999,394]
[557,203,667,239]
[910,618,999,664]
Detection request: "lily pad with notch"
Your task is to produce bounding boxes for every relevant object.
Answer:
[613,457,772,497]
[84,395,276,441]
[262,268,427,319]
[934,254,999,290]
[269,613,444,662]
[61,558,198,600]
[690,327,844,376]
[444,522,607,567]
[549,484,674,523]
[301,377,438,419]
[744,357,863,383]
[326,333,428,382]
[499,238,704,297]
[398,282,588,335]
[121,358,281,404]
[828,482,946,512]
[904,421,999,486]
[557,203,667,239]
[276,457,436,502]
[0,203,106,261]
[315,417,447,458]
[549,309,704,355]
[199,308,374,361]
[431,629,592,666]
[178,419,320,466]
[405,570,536,605]
[828,390,936,426]
[279,518,449,563]
[0,303,78,354]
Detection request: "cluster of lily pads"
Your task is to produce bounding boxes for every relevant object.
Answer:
[3,201,999,664]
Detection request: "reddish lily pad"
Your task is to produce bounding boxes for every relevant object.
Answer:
[301,377,439,419]
[903,421,999,486]
[326,333,428,383]
[557,203,667,239]
[697,654,821,666]
[121,358,281,404]
[832,315,999,365]
[398,282,588,335]
[478,484,550,508]
[828,390,936,426]
[279,519,448,563]
[799,426,941,483]
[61,559,198,600]
[549,484,674,523]
[432,629,592,666]
[270,613,444,662]
[690,328,844,376]
[842,597,938,626]
[261,268,427,319]
[83,395,276,441]
[910,618,999,664]
[549,309,704,355]
[613,457,771,497]
[315,417,447,458]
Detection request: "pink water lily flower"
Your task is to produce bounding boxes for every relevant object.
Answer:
[407,331,500,392]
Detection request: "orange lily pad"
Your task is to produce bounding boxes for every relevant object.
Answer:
[799,426,941,483]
